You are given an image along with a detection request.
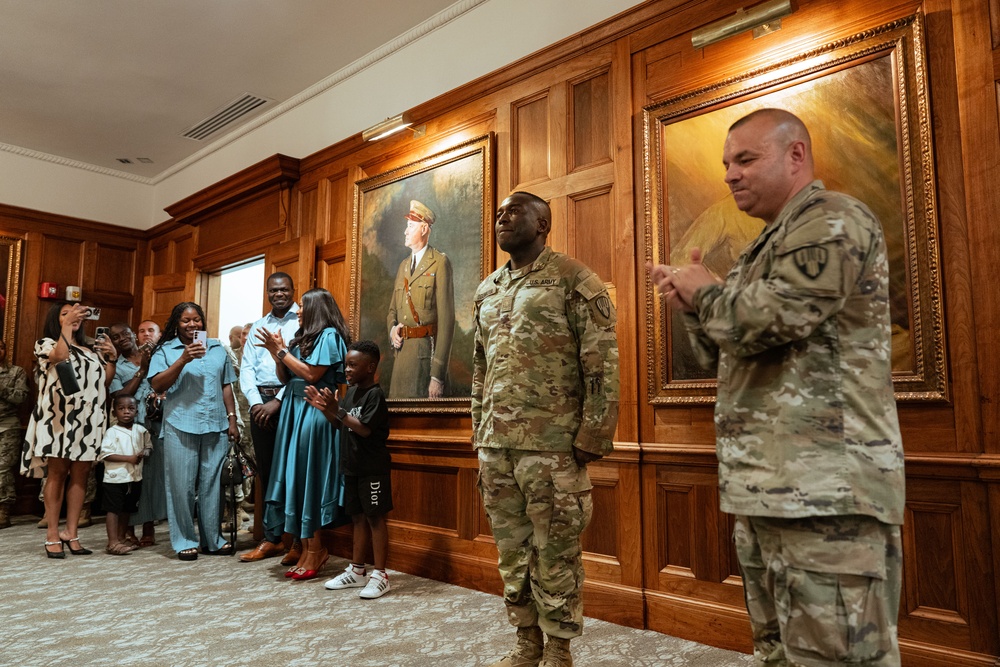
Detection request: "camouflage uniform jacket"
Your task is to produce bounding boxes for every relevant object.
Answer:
[685,181,904,524]
[0,364,28,427]
[472,247,619,455]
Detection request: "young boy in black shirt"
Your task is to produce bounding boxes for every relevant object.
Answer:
[304,340,392,599]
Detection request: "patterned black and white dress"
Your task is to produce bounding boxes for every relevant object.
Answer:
[21,338,107,477]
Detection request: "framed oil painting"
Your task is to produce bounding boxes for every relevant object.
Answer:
[0,235,23,360]
[642,14,946,404]
[350,133,494,413]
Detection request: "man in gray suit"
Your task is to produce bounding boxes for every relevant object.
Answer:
[386,200,455,399]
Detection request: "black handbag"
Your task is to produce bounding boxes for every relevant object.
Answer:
[144,392,164,422]
[220,441,246,555]
[221,443,244,487]
[54,358,81,395]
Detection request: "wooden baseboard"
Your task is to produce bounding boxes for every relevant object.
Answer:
[898,639,1000,667]
[646,590,754,653]
[643,591,1000,665]
[582,578,645,629]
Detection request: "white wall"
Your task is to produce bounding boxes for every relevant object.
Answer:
[0,149,152,227]
[0,0,643,230]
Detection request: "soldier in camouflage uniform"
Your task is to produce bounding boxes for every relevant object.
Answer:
[651,109,905,667]
[0,340,29,528]
[473,191,619,667]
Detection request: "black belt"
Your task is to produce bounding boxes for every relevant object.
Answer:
[258,386,282,398]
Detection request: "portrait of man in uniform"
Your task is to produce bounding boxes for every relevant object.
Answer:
[351,135,492,406]
[385,200,455,399]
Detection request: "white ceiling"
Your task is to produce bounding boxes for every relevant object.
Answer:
[0,0,460,180]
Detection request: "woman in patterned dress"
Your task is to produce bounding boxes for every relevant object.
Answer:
[22,302,118,558]
[257,288,350,580]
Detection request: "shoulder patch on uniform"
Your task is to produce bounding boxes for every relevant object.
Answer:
[574,273,606,301]
[594,295,613,320]
[574,274,616,327]
[793,245,829,279]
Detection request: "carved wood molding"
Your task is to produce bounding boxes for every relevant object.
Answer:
[164,154,300,225]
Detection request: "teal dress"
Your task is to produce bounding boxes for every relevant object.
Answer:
[264,328,348,539]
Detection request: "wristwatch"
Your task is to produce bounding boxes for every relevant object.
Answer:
[337,407,348,421]
[133,369,145,380]
[276,348,288,361]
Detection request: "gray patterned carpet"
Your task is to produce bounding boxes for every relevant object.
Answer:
[1,516,754,666]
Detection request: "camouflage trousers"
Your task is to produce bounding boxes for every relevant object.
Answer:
[0,426,23,505]
[477,447,593,639]
[734,514,902,667]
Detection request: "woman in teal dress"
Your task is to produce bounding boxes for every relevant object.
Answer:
[256,287,350,580]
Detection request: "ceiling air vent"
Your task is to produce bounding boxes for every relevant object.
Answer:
[182,93,273,141]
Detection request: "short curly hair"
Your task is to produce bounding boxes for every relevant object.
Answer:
[348,339,381,365]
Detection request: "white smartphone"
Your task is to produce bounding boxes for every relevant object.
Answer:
[193,330,208,347]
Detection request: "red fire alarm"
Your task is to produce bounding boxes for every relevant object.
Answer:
[39,282,60,299]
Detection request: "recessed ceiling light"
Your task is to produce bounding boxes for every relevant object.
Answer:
[136,158,154,164]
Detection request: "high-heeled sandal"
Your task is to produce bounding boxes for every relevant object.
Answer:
[291,552,329,581]
[285,566,306,578]
[44,540,66,559]
[61,536,93,555]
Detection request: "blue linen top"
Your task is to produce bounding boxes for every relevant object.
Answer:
[240,303,300,406]
[110,356,153,424]
[148,338,236,435]
[285,327,347,398]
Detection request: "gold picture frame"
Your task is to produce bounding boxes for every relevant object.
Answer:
[350,133,494,413]
[0,235,24,359]
[642,13,946,404]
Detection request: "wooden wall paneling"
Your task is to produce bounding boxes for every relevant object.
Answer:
[390,463,460,533]
[150,240,171,275]
[298,184,320,242]
[918,0,982,460]
[569,67,613,172]
[84,241,142,328]
[161,154,300,274]
[141,271,203,325]
[146,224,197,276]
[39,236,85,291]
[264,234,316,295]
[511,90,552,188]
[172,232,196,273]
[960,476,999,655]
[609,37,639,448]
[567,185,615,283]
[991,0,1000,49]
[949,0,1000,457]
[17,232,44,366]
[193,192,285,266]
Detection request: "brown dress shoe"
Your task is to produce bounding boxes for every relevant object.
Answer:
[280,539,303,566]
[239,539,284,562]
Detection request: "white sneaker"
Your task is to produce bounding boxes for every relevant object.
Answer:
[325,565,369,590]
[359,569,390,599]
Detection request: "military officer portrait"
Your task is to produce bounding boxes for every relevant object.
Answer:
[385,200,455,399]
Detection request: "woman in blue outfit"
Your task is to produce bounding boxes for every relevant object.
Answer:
[257,287,349,580]
[148,303,240,561]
